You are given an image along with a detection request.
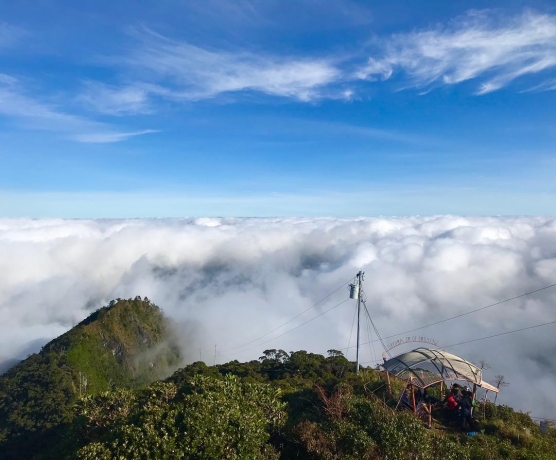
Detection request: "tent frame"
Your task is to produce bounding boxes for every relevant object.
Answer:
[382,347,499,424]
[382,347,499,393]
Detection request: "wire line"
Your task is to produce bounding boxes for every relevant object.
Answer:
[350,281,556,350]
[364,307,376,365]
[358,318,556,365]
[442,319,556,349]
[222,276,354,353]
[362,300,392,358]
[222,298,351,357]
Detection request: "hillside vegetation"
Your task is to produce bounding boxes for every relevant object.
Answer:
[61,350,555,460]
[0,298,180,459]
[1,301,555,460]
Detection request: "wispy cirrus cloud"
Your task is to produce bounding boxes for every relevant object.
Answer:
[77,81,152,116]
[358,10,556,94]
[72,129,158,143]
[0,75,156,143]
[522,77,556,93]
[87,9,556,113]
[121,27,344,102]
[12,8,552,125]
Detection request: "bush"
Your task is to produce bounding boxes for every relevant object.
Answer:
[70,375,285,459]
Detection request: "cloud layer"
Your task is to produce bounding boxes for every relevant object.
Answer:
[1,216,556,416]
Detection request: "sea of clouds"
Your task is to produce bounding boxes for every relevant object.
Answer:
[1,216,555,416]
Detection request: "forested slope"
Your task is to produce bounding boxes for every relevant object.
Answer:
[0,298,180,459]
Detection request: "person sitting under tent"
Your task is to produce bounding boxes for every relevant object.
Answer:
[445,387,459,410]
[381,348,501,429]
[416,399,433,429]
[459,387,477,430]
[420,387,441,405]
[444,387,460,422]
[400,387,413,410]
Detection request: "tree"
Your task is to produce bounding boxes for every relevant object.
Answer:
[493,374,509,404]
[327,349,345,358]
[73,375,285,459]
[259,349,289,363]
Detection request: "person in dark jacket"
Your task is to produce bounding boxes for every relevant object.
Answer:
[460,387,477,430]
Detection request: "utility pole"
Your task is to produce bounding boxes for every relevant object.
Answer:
[214,344,217,366]
[199,349,202,362]
[350,271,364,375]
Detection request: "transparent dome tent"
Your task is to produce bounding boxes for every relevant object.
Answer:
[381,347,499,393]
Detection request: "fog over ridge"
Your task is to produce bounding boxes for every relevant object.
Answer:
[1,216,556,416]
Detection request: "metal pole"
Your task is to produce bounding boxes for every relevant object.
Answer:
[214,344,217,366]
[356,271,362,375]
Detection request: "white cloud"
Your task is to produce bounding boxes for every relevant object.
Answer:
[358,10,556,94]
[4,10,556,121]
[122,27,343,102]
[77,81,152,115]
[71,129,158,143]
[1,216,556,417]
[0,75,156,143]
[522,77,556,92]
[86,9,556,110]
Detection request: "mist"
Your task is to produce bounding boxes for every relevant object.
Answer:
[1,216,555,417]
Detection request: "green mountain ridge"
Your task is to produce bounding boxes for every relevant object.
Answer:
[0,297,180,459]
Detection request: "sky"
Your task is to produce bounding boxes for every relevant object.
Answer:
[1,216,556,417]
[1,0,556,216]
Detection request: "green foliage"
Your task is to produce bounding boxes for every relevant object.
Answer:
[290,385,473,460]
[178,375,284,459]
[0,298,180,460]
[294,419,377,460]
[70,375,285,460]
[465,402,556,459]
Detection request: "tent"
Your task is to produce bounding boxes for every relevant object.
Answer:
[382,347,499,393]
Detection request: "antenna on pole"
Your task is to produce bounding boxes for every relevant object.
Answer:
[349,271,364,375]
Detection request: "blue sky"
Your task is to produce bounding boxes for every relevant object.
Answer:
[1,0,556,217]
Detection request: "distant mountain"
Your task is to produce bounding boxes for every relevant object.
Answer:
[0,297,180,459]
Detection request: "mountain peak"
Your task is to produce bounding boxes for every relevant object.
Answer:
[0,297,180,459]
